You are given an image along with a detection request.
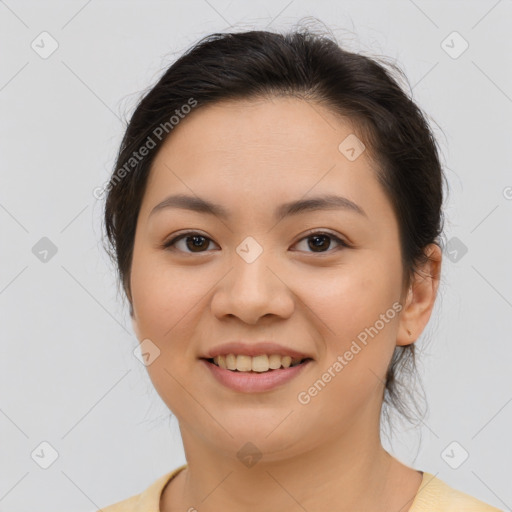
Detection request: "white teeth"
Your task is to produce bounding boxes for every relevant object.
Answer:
[226,354,237,370]
[237,355,252,372]
[268,354,282,369]
[281,356,292,368]
[212,354,304,372]
[252,355,269,372]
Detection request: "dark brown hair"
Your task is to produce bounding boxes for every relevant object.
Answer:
[102,27,447,436]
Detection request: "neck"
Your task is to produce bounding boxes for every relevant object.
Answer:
[161,407,420,512]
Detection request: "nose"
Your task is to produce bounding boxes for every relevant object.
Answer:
[210,247,294,325]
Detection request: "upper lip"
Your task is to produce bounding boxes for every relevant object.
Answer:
[200,341,314,360]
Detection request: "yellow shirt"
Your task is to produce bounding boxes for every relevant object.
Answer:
[98,465,503,511]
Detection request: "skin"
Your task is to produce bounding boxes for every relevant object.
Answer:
[129,96,442,512]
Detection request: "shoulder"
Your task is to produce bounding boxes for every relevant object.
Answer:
[100,493,139,512]
[98,465,187,512]
[410,472,503,512]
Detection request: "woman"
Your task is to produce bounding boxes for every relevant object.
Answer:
[99,28,502,511]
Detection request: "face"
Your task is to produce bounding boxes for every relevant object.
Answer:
[129,97,419,460]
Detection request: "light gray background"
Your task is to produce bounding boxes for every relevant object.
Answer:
[1,1,511,510]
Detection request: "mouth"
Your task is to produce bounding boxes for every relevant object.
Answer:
[201,355,314,373]
[200,355,314,393]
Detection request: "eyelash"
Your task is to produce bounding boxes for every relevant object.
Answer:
[161,230,350,255]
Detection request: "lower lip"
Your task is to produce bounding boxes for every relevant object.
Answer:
[201,358,312,393]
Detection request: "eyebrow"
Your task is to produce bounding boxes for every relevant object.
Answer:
[149,193,367,221]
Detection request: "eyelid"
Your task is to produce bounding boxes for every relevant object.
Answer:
[296,228,350,246]
[290,229,350,254]
[162,229,351,253]
[161,230,219,252]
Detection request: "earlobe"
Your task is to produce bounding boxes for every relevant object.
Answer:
[396,323,415,346]
[396,244,442,347]
[397,286,415,346]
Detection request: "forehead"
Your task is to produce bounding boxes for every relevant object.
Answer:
[154,96,364,166]
[140,97,392,226]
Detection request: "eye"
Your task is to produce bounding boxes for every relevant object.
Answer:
[162,230,349,254]
[162,232,219,253]
[292,230,350,254]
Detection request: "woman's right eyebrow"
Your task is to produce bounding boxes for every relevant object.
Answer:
[149,193,368,222]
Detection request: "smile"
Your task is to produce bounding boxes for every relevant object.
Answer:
[201,357,313,393]
[208,354,310,373]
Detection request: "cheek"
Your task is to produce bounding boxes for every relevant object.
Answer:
[130,251,215,381]
[131,249,200,333]
[301,259,401,375]
[304,261,399,328]
[293,271,400,428]
[130,253,201,415]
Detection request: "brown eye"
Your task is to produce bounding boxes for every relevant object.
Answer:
[163,232,218,253]
[293,231,349,254]
[162,230,349,255]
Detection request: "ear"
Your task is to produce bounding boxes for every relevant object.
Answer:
[396,243,442,346]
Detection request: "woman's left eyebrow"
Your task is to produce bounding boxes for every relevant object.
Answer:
[149,193,368,221]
